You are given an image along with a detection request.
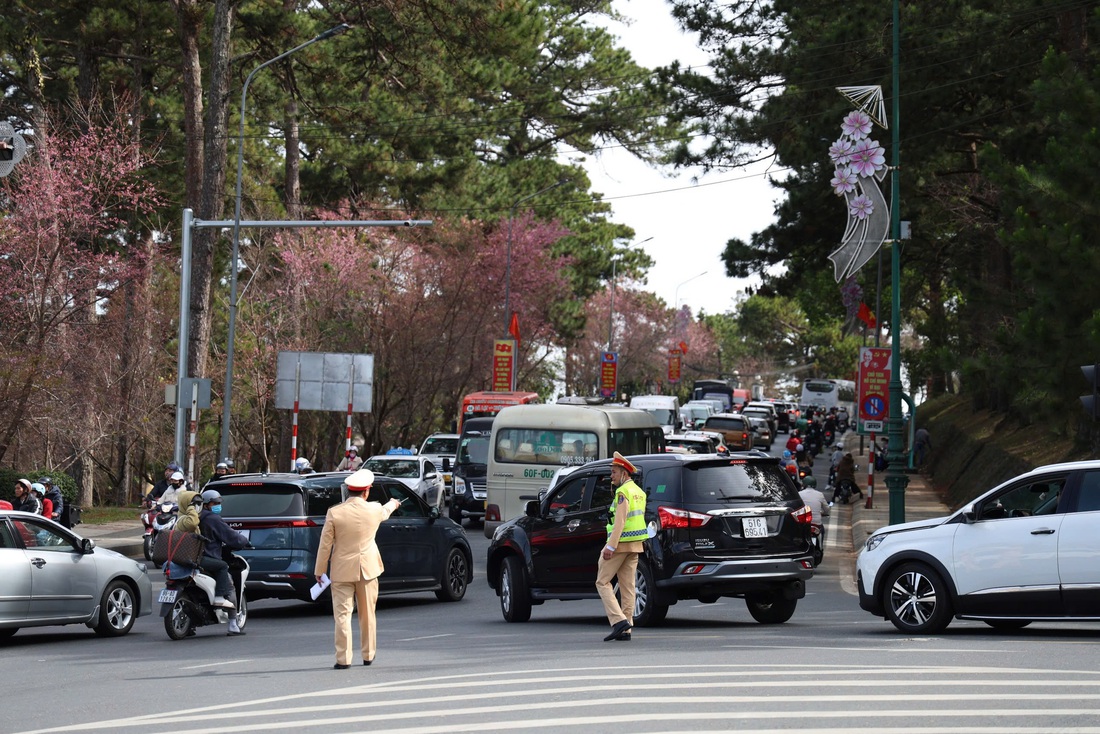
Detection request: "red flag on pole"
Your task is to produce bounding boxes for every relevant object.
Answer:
[679,340,689,355]
[509,311,521,344]
[857,302,877,329]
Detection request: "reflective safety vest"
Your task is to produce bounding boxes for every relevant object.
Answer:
[606,480,648,544]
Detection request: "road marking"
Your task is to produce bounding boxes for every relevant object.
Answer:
[180,659,252,670]
[395,633,454,642]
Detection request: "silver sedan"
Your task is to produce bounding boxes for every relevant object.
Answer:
[0,510,153,639]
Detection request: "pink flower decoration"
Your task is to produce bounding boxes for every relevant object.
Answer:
[841,110,873,139]
[849,138,885,177]
[829,138,854,165]
[849,194,874,220]
[831,167,856,195]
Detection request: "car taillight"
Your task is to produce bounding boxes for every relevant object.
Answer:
[486,504,501,522]
[791,504,813,524]
[741,432,749,444]
[658,506,712,529]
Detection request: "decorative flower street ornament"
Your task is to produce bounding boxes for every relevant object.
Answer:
[0,122,28,178]
[827,85,890,282]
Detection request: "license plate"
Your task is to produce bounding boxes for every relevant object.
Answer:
[742,517,768,538]
[157,588,178,604]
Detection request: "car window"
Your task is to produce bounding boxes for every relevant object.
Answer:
[0,521,15,548]
[303,477,346,515]
[495,428,598,466]
[422,437,458,454]
[381,482,426,518]
[1075,471,1100,512]
[683,462,798,503]
[424,460,436,474]
[978,477,1065,520]
[365,459,419,478]
[547,475,587,515]
[12,518,75,551]
[705,417,744,431]
[220,484,305,517]
[589,473,615,512]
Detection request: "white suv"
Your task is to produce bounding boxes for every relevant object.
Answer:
[857,460,1100,633]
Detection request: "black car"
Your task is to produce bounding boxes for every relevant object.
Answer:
[215,472,472,604]
[770,401,792,434]
[450,417,494,525]
[486,453,815,626]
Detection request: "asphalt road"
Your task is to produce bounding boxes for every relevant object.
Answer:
[7,437,1100,734]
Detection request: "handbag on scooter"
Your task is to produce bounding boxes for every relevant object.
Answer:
[151,529,208,567]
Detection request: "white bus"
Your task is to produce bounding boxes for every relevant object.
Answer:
[483,404,664,538]
[800,378,856,415]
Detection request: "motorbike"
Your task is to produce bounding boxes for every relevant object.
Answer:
[159,551,250,639]
[822,428,835,448]
[809,523,825,566]
[832,478,859,504]
[141,500,178,561]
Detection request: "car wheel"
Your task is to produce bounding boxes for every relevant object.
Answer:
[632,560,668,627]
[435,547,469,602]
[95,580,137,637]
[0,628,18,640]
[164,597,194,640]
[883,562,953,634]
[499,556,531,623]
[745,593,797,624]
[143,535,154,561]
[984,619,1031,631]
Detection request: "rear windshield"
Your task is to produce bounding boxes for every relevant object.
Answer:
[422,437,458,455]
[364,459,420,478]
[705,417,745,431]
[458,435,489,466]
[682,462,798,503]
[218,481,344,517]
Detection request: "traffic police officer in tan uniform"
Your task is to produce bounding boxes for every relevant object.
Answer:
[595,451,648,641]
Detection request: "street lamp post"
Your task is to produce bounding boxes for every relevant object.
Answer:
[608,236,653,351]
[673,270,708,314]
[885,0,909,524]
[220,23,350,461]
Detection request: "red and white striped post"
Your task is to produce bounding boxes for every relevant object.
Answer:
[344,365,355,459]
[290,359,301,471]
[187,380,199,486]
[866,431,875,509]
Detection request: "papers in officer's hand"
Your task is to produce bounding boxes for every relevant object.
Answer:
[310,573,331,600]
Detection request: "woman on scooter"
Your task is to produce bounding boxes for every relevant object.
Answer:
[832,453,862,503]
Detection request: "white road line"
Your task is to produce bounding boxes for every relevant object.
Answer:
[179,659,252,670]
[395,633,454,642]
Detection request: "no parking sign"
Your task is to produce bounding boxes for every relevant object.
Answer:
[857,347,891,433]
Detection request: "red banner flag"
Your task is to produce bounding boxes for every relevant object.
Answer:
[509,311,521,344]
[857,302,877,329]
[679,340,689,355]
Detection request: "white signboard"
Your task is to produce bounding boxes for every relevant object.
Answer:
[275,351,374,413]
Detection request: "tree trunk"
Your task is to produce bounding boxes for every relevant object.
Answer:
[173,0,206,208]
[187,0,236,385]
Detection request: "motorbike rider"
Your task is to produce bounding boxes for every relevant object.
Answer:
[294,457,315,475]
[174,489,202,533]
[799,475,829,524]
[222,458,237,476]
[159,471,186,505]
[832,452,862,503]
[15,478,42,514]
[38,477,64,525]
[198,489,249,610]
[147,462,181,505]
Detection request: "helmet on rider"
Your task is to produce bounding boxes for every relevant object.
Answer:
[201,489,222,505]
[782,450,792,460]
[294,457,312,473]
[215,461,228,475]
[169,471,185,487]
[801,475,818,488]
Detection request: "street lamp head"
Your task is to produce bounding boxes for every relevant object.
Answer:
[318,23,352,40]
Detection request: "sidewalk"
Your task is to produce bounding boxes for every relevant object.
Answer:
[79,519,146,559]
[841,433,952,549]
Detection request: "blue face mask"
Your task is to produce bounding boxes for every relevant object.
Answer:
[211,504,222,514]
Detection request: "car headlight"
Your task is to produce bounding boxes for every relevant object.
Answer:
[454,477,466,495]
[135,561,149,575]
[865,534,887,552]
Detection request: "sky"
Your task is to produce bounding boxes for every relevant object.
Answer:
[580,0,784,317]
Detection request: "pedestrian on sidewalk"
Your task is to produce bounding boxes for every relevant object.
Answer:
[914,427,932,467]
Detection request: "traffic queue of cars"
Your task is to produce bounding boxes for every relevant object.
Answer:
[14,395,1100,641]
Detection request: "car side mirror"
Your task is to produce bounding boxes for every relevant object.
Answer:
[429,506,441,520]
[525,500,541,518]
[425,472,438,480]
[80,538,95,554]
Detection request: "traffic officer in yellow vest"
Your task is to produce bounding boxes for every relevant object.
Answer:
[595,451,648,642]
